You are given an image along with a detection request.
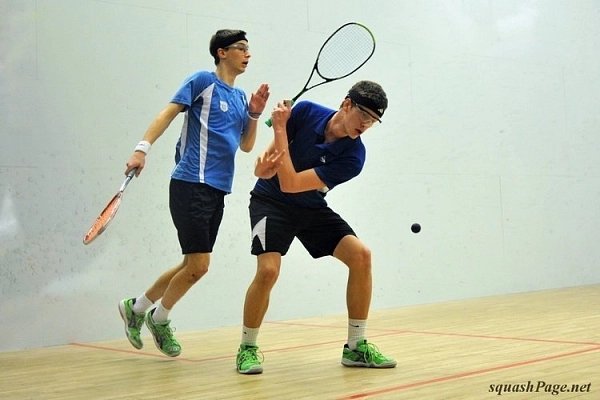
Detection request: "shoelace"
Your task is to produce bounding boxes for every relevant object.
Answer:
[239,348,263,364]
[156,323,176,337]
[156,324,180,351]
[360,342,383,362]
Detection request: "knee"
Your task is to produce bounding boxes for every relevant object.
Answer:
[349,245,372,271]
[255,263,280,287]
[184,260,209,283]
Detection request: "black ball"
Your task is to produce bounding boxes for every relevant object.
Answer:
[411,223,421,233]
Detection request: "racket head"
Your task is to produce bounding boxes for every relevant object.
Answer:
[82,194,123,245]
[264,22,376,127]
[315,22,376,81]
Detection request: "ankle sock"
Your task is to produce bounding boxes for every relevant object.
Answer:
[151,302,171,323]
[347,318,367,350]
[242,326,260,347]
[132,294,153,314]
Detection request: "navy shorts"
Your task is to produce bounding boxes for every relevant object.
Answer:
[249,191,356,258]
[169,179,225,254]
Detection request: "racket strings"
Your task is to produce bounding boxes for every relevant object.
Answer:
[316,25,375,79]
[84,197,120,242]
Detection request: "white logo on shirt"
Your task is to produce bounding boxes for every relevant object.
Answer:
[320,156,326,163]
[220,101,228,112]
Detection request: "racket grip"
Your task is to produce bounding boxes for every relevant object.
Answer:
[264,100,294,127]
[119,168,138,191]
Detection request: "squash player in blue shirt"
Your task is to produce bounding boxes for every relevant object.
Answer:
[236,81,397,374]
[117,29,270,357]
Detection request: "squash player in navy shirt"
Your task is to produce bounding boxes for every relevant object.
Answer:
[117,29,270,357]
[236,81,397,374]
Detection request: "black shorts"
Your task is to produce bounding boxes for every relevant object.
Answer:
[170,179,225,254]
[249,191,356,258]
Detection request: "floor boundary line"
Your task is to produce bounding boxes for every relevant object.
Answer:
[266,321,600,346]
[338,345,600,399]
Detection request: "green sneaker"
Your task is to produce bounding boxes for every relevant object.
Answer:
[118,298,145,349]
[145,309,181,357]
[236,344,263,374]
[341,339,397,368]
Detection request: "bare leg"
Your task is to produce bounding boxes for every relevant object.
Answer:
[243,252,281,328]
[237,253,280,374]
[333,235,372,320]
[145,253,210,309]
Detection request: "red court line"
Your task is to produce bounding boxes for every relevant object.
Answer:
[69,342,219,363]
[69,331,397,362]
[338,345,600,400]
[70,321,599,365]
[267,321,600,346]
[260,332,400,354]
[399,329,600,346]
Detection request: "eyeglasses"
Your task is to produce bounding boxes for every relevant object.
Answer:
[352,102,381,127]
[225,43,250,53]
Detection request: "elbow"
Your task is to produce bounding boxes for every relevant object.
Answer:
[279,179,299,193]
[239,142,254,153]
[279,183,293,193]
[239,138,255,153]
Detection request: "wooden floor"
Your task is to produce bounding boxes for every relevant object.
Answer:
[1,285,599,400]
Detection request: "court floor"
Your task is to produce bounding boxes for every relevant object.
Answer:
[1,284,598,399]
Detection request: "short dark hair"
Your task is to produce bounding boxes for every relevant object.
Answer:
[347,80,388,119]
[209,29,247,65]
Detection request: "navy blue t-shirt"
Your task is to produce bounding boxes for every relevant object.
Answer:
[254,101,366,208]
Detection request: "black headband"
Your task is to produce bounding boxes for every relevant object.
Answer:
[347,90,386,119]
[210,32,248,57]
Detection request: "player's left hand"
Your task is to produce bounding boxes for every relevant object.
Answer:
[249,83,270,114]
[254,148,285,179]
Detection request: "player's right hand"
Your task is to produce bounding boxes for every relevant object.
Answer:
[271,100,292,128]
[126,152,145,177]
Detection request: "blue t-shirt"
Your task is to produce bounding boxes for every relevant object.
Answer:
[170,71,249,193]
[254,101,366,208]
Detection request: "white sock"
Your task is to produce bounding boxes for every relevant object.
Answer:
[348,318,367,350]
[151,301,171,323]
[242,326,260,347]
[133,294,154,314]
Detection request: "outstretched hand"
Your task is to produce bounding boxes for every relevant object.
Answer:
[254,148,285,179]
[249,83,270,115]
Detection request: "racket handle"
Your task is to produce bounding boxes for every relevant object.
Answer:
[264,100,295,127]
[119,168,137,191]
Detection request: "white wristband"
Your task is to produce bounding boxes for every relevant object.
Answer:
[248,112,261,121]
[134,140,151,154]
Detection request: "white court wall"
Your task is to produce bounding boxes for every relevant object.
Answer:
[1,0,599,351]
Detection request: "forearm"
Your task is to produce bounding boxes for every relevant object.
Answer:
[126,103,182,175]
[273,124,288,152]
[142,105,180,144]
[272,127,323,193]
[240,117,258,152]
[269,101,325,192]
[272,126,296,187]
